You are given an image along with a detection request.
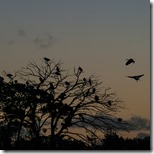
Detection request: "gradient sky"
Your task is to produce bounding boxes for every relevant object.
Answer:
[0,0,150,138]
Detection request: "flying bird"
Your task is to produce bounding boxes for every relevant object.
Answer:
[125,58,135,65]
[126,74,144,82]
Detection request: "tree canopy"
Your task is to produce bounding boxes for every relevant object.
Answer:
[0,58,128,149]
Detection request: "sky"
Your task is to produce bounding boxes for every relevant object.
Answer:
[0,0,150,138]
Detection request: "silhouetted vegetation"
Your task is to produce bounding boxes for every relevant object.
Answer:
[96,131,150,150]
[0,58,150,150]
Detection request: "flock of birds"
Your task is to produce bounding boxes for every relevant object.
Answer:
[43,57,144,82]
[125,58,144,82]
[0,57,144,125]
[1,57,144,84]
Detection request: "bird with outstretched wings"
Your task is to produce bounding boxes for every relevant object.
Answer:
[125,58,135,65]
[126,74,144,82]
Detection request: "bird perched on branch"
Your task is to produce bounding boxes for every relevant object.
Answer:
[55,71,61,76]
[39,77,43,83]
[92,88,96,94]
[107,100,112,106]
[49,82,54,89]
[0,76,4,82]
[118,118,122,122]
[44,57,50,62]
[55,66,61,76]
[126,74,144,82]
[78,66,83,72]
[65,81,70,86]
[26,81,29,86]
[79,114,84,122]
[125,58,135,65]
[83,78,87,83]
[14,80,18,84]
[56,66,60,72]
[85,89,90,97]
[95,95,99,102]
[89,79,92,86]
[7,73,13,78]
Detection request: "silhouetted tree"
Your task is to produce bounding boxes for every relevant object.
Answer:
[0,58,128,149]
[101,131,125,150]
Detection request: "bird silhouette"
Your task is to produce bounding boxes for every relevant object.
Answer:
[59,92,66,99]
[87,135,92,141]
[44,57,50,62]
[118,118,122,122]
[39,77,43,83]
[85,89,90,97]
[14,80,18,84]
[0,76,4,82]
[7,73,13,78]
[126,74,144,82]
[89,79,92,86]
[78,66,83,72]
[55,71,61,76]
[26,81,29,86]
[56,66,60,72]
[79,114,84,122]
[49,82,54,89]
[42,128,47,133]
[83,78,86,82]
[125,58,135,65]
[95,95,99,102]
[107,100,112,106]
[92,88,96,94]
[65,81,70,86]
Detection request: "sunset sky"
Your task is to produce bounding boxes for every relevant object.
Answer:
[0,0,150,138]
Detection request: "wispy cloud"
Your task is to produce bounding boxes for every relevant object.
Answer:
[18,29,26,37]
[137,132,150,139]
[125,116,150,131]
[73,113,127,131]
[7,40,16,45]
[33,33,53,49]
[0,29,54,50]
[72,114,150,133]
